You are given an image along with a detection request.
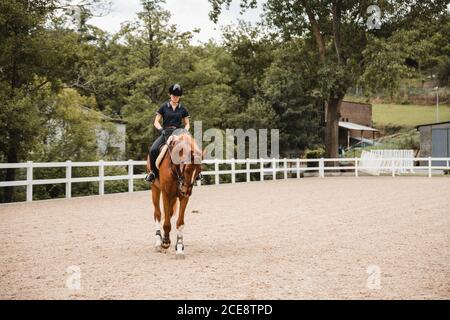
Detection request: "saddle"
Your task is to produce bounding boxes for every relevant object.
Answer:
[155,135,175,169]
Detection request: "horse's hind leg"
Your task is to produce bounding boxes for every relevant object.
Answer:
[152,184,163,251]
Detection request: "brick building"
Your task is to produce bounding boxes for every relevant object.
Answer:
[325,100,379,150]
[339,101,373,127]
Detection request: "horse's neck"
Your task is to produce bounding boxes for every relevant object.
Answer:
[166,134,201,166]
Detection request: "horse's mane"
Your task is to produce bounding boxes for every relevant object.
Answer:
[169,132,202,164]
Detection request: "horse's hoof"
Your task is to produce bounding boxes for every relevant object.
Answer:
[175,250,185,259]
[175,243,185,259]
[161,241,171,249]
[154,235,162,251]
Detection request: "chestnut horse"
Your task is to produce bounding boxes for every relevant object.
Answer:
[148,131,202,258]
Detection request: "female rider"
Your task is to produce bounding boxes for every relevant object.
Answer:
[145,83,190,183]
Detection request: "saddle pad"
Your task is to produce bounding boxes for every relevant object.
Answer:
[155,135,175,169]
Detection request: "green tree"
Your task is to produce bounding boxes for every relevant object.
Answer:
[0,0,70,201]
[221,21,275,106]
[117,0,194,159]
[0,0,110,201]
[180,44,240,131]
[208,0,449,158]
[261,39,324,153]
[35,88,101,162]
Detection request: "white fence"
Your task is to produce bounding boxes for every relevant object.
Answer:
[359,150,416,175]
[1,157,449,203]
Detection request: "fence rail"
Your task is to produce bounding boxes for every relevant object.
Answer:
[1,157,449,203]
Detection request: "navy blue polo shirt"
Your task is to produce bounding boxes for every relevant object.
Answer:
[156,101,190,128]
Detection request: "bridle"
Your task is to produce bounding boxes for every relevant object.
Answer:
[166,136,200,197]
[171,163,196,195]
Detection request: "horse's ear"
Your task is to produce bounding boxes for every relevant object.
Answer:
[169,135,179,146]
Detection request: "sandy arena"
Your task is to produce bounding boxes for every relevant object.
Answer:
[0,177,449,299]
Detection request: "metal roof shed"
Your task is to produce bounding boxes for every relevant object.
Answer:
[416,121,450,165]
[339,121,379,149]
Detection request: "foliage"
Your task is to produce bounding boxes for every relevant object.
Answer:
[1,0,449,201]
[304,147,325,167]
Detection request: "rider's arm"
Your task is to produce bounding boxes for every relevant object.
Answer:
[154,113,163,131]
[182,106,190,131]
[183,117,190,131]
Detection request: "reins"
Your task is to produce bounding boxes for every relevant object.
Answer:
[165,134,198,195]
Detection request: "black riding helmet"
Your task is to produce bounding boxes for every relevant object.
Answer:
[168,83,183,96]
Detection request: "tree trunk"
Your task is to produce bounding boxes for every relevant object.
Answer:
[5,34,20,203]
[302,1,325,62]
[332,0,342,64]
[327,1,344,162]
[4,143,18,203]
[325,96,343,159]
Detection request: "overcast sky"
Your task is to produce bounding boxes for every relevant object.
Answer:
[88,0,266,44]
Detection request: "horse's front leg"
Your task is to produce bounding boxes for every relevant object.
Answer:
[175,196,189,259]
[161,191,174,249]
[152,183,163,251]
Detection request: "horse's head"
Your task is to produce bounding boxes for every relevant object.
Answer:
[169,133,203,197]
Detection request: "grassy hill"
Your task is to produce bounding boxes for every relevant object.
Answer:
[340,102,450,156]
[372,103,450,127]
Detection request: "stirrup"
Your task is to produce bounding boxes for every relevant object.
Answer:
[145,172,156,183]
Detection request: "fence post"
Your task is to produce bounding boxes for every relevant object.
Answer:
[319,158,324,178]
[26,161,33,202]
[99,160,104,195]
[272,158,276,180]
[283,158,288,179]
[231,158,236,184]
[355,158,359,177]
[428,157,432,178]
[66,160,72,199]
[296,159,300,179]
[215,159,219,185]
[391,159,395,177]
[260,158,264,181]
[246,159,250,182]
[128,159,133,192]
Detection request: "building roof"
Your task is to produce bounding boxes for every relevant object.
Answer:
[342,100,372,107]
[339,121,378,132]
[415,120,450,129]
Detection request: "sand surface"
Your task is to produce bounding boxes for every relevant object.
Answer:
[1,177,449,299]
